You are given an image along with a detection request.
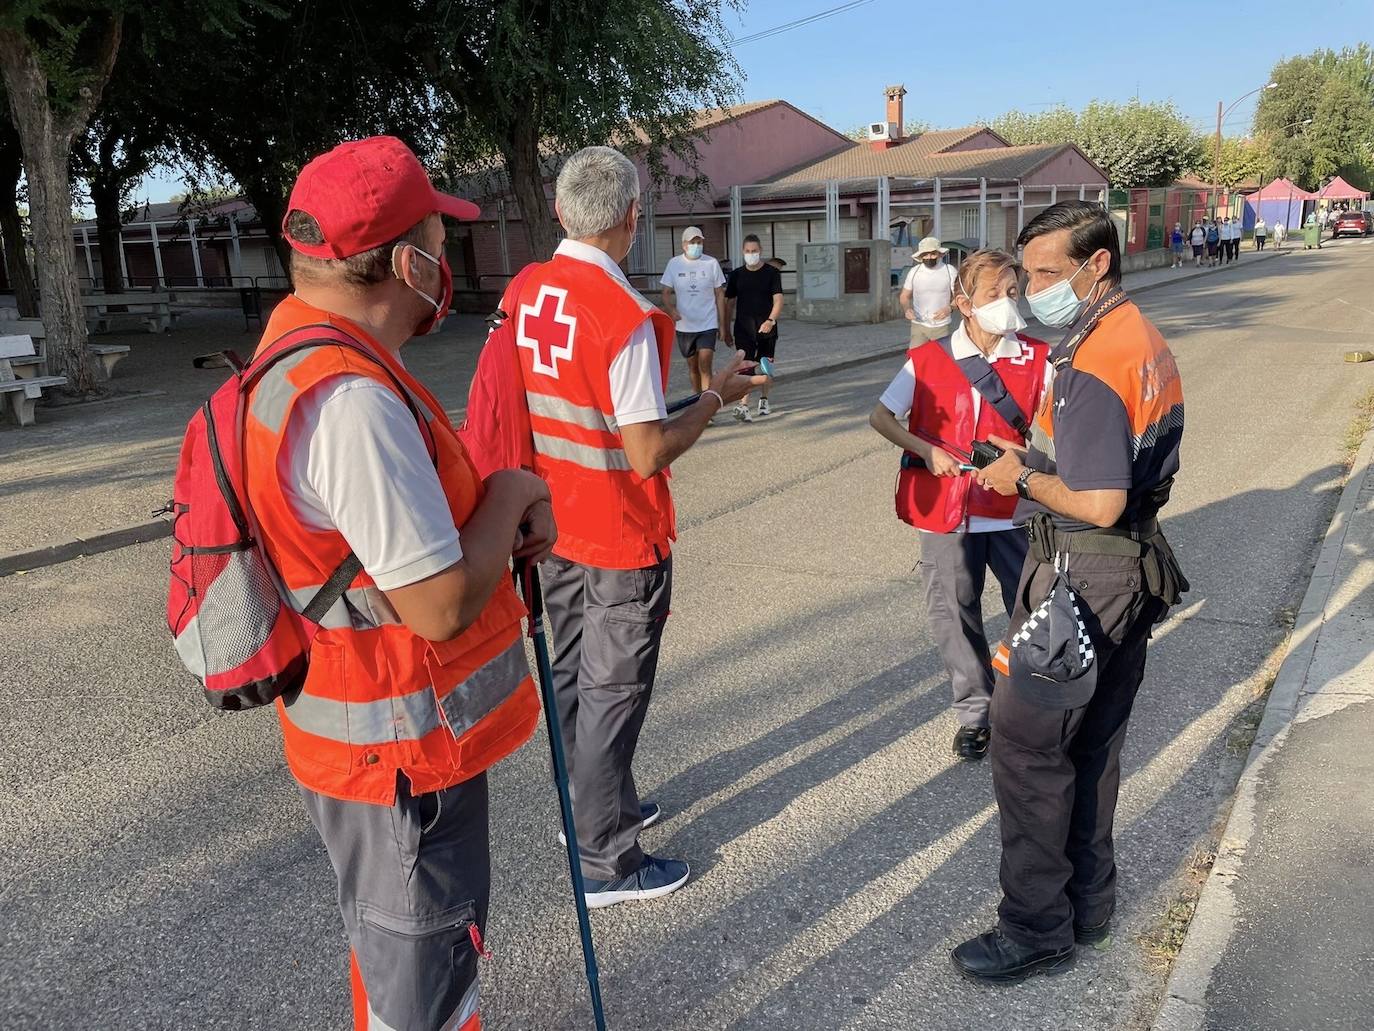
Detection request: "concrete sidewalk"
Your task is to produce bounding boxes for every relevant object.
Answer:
[0,244,1286,568]
[1153,417,1374,1030]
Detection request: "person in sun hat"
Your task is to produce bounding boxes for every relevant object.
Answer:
[899,236,959,341]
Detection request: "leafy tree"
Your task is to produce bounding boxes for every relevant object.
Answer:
[1255,45,1374,189]
[1194,135,1271,190]
[423,0,742,261]
[141,2,434,274]
[0,96,38,316]
[71,24,174,293]
[0,3,123,392]
[992,100,1204,187]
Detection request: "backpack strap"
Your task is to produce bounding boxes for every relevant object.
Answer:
[237,323,438,610]
[300,553,364,625]
[937,336,1031,435]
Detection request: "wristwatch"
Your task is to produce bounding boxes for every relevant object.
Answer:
[1015,468,1036,500]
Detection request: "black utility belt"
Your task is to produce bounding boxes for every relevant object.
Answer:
[1025,512,1187,608]
[1026,513,1159,561]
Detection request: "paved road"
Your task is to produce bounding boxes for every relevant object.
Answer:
[3,239,1373,1029]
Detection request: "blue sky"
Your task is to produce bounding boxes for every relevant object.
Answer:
[130,0,1371,204]
[725,0,1370,133]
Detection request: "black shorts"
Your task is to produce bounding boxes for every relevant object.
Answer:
[733,321,778,362]
[676,329,717,358]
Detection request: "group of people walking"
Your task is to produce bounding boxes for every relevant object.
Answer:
[1170,214,1290,268]
[221,133,1187,1027]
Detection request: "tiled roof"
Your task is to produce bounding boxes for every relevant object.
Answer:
[746,141,1077,202]
[73,198,255,229]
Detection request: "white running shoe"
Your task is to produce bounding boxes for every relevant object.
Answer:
[733,402,753,423]
[758,398,771,418]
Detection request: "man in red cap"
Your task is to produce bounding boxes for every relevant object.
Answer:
[243,135,555,1031]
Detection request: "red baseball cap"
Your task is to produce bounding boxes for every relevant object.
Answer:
[284,136,480,259]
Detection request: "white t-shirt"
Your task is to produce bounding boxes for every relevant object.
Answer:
[660,254,725,332]
[902,262,959,326]
[879,325,1053,534]
[555,239,667,426]
[282,374,461,592]
[1255,220,1267,234]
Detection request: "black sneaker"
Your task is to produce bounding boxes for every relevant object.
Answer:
[583,855,690,909]
[1074,916,1112,947]
[953,726,991,761]
[950,928,1075,984]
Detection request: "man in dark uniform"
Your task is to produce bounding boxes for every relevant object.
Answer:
[951,200,1188,983]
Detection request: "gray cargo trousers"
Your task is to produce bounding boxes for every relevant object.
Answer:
[300,772,488,1031]
[539,552,673,881]
[917,528,1028,728]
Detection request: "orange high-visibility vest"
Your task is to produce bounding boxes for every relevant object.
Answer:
[244,296,539,805]
[513,254,677,569]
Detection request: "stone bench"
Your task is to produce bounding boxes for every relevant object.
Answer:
[90,343,131,379]
[0,334,67,426]
[82,292,175,334]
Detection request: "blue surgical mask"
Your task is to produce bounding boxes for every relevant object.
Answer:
[685,243,704,259]
[1025,257,1093,328]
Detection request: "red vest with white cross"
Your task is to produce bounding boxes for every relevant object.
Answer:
[513,253,677,569]
[896,334,1049,533]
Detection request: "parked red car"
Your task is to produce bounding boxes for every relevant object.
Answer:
[1331,210,1373,238]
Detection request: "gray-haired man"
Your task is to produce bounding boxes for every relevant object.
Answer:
[511,146,764,906]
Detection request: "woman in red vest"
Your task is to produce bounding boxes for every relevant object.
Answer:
[869,249,1051,761]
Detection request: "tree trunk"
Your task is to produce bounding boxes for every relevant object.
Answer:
[0,140,37,316]
[0,20,122,395]
[90,175,124,293]
[504,124,558,262]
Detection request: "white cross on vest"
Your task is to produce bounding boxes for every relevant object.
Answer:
[518,285,577,378]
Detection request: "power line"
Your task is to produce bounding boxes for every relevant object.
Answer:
[729,0,880,47]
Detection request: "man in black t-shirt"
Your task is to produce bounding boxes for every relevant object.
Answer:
[723,234,783,422]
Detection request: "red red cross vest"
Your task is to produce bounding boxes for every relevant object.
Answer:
[896,334,1050,533]
[513,253,677,570]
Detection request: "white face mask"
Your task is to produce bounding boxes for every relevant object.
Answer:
[685,243,704,259]
[970,294,1027,336]
[743,252,762,268]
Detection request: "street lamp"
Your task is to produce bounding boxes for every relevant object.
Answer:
[1213,82,1278,215]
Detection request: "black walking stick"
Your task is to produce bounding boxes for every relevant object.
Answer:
[515,560,608,1031]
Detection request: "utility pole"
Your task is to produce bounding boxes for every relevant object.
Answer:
[1212,100,1223,218]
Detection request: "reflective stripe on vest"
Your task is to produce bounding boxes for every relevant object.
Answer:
[527,391,619,433]
[281,639,528,746]
[531,431,632,472]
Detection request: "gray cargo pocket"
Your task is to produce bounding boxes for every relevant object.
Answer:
[355,901,479,1030]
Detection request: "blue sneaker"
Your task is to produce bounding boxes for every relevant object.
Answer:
[638,800,662,829]
[583,855,690,909]
[560,801,661,845]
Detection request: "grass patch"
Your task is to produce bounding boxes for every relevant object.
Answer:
[1139,845,1219,971]
[1342,386,1374,465]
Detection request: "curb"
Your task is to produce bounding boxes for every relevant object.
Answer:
[0,519,172,577]
[1151,418,1374,1031]
[0,250,1295,579]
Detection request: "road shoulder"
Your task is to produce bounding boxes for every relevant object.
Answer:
[1153,415,1374,1030]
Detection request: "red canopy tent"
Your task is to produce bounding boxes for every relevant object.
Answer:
[1317,175,1370,202]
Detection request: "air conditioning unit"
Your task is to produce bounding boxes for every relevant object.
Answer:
[868,121,898,142]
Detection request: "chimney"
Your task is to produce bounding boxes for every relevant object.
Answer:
[885,84,907,137]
